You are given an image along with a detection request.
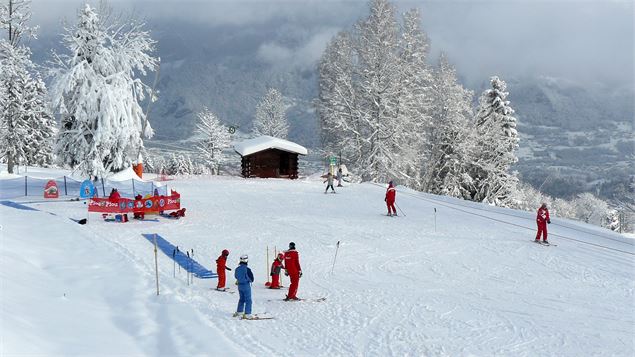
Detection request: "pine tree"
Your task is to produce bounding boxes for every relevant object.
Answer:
[423,54,474,198]
[471,76,519,206]
[195,107,230,174]
[51,4,158,178]
[253,88,288,139]
[21,75,55,166]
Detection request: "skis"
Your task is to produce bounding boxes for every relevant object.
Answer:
[532,240,557,247]
[241,314,275,320]
[212,288,235,294]
[268,297,326,303]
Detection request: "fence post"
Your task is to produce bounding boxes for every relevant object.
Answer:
[24,176,27,196]
[101,178,106,197]
[132,178,135,196]
[64,176,68,196]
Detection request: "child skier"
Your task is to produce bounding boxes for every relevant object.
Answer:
[269,253,285,289]
[324,172,335,193]
[215,249,232,290]
[233,255,255,319]
[385,180,397,216]
[535,203,551,243]
[284,242,302,300]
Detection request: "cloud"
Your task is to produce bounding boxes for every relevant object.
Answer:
[257,28,340,69]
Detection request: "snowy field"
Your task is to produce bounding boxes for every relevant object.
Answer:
[1,171,634,356]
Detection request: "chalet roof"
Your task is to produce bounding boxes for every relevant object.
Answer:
[234,135,308,156]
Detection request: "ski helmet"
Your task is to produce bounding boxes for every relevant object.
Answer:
[277,252,284,260]
[239,254,249,263]
[222,249,229,256]
[289,242,296,250]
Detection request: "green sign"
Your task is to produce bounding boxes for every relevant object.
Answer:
[329,157,337,165]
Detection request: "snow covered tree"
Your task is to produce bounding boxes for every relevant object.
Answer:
[50,4,158,178]
[20,75,55,166]
[253,88,288,139]
[470,76,519,206]
[195,107,230,174]
[318,0,440,185]
[354,0,402,182]
[423,54,474,198]
[0,0,53,172]
[317,31,361,163]
[395,8,434,188]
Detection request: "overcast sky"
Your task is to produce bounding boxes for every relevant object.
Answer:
[30,0,634,87]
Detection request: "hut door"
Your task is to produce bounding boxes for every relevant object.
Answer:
[279,152,290,176]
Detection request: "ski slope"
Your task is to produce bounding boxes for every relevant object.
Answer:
[1,172,633,356]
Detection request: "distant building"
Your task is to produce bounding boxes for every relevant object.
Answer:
[234,136,308,179]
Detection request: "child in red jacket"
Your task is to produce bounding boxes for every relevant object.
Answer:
[269,253,284,289]
[216,249,232,290]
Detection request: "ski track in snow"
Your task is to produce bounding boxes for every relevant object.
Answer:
[2,175,634,356]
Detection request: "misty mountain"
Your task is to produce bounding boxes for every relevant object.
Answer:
[31,14,632,202]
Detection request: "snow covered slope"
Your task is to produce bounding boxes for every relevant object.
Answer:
[1,173,633,356]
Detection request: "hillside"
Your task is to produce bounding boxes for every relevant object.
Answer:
[1,170,633,356]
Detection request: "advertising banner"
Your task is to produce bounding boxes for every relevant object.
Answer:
[88,193,180,213]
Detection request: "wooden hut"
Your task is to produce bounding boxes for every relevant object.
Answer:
[234,136,308,179]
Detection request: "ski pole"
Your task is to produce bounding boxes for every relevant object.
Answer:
[176,246,180,273]
[396,203,406,217]
[191,249,194,284]
[266,245,270,284]
[331,241,340,274]
[172,249,176,278]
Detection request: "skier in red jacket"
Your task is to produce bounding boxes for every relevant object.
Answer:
[284,242,302,300]
[269,253,285,289]
[216,249,232,290]
[535,203,551,243]
[385,181,397,216]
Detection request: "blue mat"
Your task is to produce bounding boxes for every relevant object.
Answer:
[0,200,39,211]
[141,233,217,279]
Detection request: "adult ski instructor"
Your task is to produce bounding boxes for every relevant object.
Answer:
[385,180,397,216]
[284,242,302,301]
[535,203,551,244]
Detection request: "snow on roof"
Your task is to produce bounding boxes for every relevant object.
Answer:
[234,136,308,156]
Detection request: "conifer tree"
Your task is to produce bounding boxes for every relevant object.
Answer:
[471,76,519,206]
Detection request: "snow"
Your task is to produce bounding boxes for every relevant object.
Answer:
[234,135,308,156]
[1,168,633,356]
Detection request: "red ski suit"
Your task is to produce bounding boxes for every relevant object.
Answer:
[284,249,302,299]
[385,184,396,215]
[535,207,550,241]
[216,255,228,289]
[270,258,284,288]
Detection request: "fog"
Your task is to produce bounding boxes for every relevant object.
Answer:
[30,0,634,87]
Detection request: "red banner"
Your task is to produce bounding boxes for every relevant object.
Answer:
[88,193,181,213]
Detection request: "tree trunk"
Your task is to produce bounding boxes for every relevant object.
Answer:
[7,151,15,174]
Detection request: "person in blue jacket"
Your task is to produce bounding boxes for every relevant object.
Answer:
[233,255,255,319]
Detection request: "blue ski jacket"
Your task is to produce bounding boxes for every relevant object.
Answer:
[235,263,254,285]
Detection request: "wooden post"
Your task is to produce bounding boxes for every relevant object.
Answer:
[434,208,437,233]
[153,234,160,296]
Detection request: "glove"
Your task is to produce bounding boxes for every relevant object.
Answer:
[226,267,232,271]
[299,271,303,278]
[547,219,551,224]
[285,271,289,276]
[384,198,387,202]
[234,280,238,285]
